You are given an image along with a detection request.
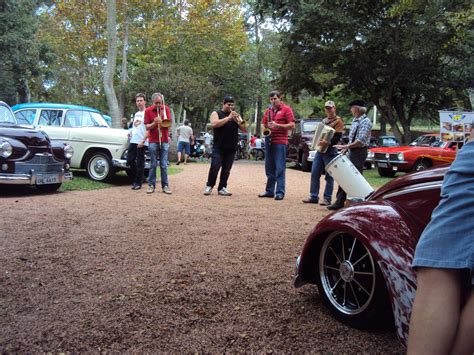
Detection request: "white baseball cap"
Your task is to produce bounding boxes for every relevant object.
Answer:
[324,100,335,108]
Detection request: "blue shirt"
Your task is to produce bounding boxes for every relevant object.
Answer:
[348,114,372,147]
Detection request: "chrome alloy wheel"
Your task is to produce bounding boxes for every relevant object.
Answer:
[319,232,376,315]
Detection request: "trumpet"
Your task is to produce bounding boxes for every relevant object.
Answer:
[231,111,247,128]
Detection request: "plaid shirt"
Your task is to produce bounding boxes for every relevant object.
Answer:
[348,114,372,147]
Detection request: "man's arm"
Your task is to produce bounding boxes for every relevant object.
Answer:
[210,111,233,129]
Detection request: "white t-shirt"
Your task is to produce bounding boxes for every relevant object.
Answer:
[255,138,262,149]
[204,132,213,146]
[178,125,193,143]
[130,111,147,144]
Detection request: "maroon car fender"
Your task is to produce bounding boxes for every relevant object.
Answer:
[298,201,420,345]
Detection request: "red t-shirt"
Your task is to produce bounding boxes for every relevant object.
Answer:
[263,103,295,144]
[144,104,172,143]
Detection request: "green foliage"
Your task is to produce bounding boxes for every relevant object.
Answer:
[0,0,43,104]
[258,0,474,143]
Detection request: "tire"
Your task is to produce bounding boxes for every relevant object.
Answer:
[256,150,264,161]
[301,154,312,172]
[36,183,61,193]
[86,152,114,181]
[315,232,393,330]
[377,166,396,177]
[412,160,431,172]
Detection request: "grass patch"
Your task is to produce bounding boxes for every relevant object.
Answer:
[61,166,183,191]
[364,168,403,189]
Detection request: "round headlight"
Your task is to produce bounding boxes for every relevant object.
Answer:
[397,152,404,161]
[64,145,74,159]
[0,141,13,158]
[367,151,374,159]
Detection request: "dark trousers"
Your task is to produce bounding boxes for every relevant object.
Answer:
[335,147,368,204]
[127,143,145,186]
[206,147,236,190]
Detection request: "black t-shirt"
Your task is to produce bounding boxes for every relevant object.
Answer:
[213,110,238,150]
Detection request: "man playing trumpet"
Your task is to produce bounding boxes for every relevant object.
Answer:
[203,95,246,196]
[144,92,172,194]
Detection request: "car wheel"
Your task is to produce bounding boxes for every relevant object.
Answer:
[377,166,396,177]
[36,183,62,193]
[86,152,114,181]
[315,231,393,329]
[413,160,431,172]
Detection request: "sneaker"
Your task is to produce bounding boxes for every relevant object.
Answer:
[320,199,331,206]
[176,161,180,165]
[203,186,212,195]
[274,194,284,200]
[302,198,318,204]
[258,192,274,198]
[218,187,232,196]
[146,185,155,194]
[132,185,141,190]
[162,186,172,194]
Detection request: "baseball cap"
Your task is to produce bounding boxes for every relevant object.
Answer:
[223,95,235,104]
[324,100,335,108]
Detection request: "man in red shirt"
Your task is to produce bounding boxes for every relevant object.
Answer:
[144,92,172,194]
[258,91,295,200]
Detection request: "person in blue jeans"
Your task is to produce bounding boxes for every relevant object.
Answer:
[258,91,295,201]
[303,100,345,205]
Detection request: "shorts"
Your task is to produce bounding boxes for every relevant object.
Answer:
[177,141,191,155]
[412,141,474,285]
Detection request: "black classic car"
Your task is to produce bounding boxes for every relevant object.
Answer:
[287,118,322,172]
[0,101,73,192]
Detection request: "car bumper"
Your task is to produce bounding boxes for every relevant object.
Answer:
[373,159,409,171]
[0,170,73,185]
[112,158,151,170]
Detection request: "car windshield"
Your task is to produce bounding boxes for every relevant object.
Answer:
[0,106,17,124]
[302,121,319,133]
[65,110,108,128]
[409,135,439,146]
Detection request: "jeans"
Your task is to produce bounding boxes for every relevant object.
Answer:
[148,142,169,188]
[264,140,287,196]
[309,147,338,201]
[335,147,367,204]
[206,147,236,190]
[126,143,145,186]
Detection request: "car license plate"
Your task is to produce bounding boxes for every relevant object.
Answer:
[377,162,388,168]
[37,174,59,185]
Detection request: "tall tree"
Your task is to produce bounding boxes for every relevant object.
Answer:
[104,0,121,127]
[258,0,473,142]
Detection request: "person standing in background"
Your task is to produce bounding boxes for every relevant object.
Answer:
[127,93,148,190]
[176,119,194,165]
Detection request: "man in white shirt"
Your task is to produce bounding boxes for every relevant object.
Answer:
[204,129,213,160]
[127,93,148,189]
[176,119,194,165]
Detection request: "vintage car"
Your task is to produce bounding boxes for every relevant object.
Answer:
[287,118,322,172]
[0,101,73,192]
[294,165,447,346]
[368,133,459,177]
[365,135,399,169]
[12,103,133,181]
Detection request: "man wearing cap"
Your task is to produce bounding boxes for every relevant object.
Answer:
[203,96,246,196]
[258,90,295,201]
[303,100,345,205]
[327,99,372,210]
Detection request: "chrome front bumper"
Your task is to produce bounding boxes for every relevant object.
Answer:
[0,170,73,185]
[112,158,151,170]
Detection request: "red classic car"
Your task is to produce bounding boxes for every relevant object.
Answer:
[368,133,460,177]
[0,101,73,192]
[294,165,447,346]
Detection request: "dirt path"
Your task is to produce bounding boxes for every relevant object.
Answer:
[0,161,402,352]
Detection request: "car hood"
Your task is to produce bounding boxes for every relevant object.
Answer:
[0,124,50,147]
[370,145,427,153]
[370,165,448,200]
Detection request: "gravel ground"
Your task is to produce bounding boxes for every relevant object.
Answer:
[0,160,403,353]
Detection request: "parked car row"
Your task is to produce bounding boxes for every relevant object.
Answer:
[12,103,138,182]
[0,101,73,192]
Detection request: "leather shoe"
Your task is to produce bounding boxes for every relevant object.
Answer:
[327,203,344,211]
[274,194,284,200]
[258,192,274,198]
[302,198,318,204]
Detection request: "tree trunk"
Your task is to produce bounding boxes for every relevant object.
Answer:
[119,14,130,119]
[104,0,121,128]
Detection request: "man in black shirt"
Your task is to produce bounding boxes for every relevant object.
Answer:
[204,96,246,196]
